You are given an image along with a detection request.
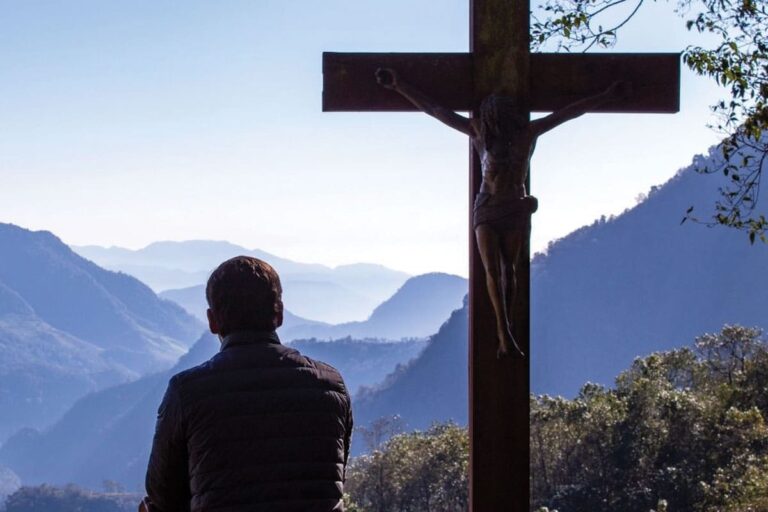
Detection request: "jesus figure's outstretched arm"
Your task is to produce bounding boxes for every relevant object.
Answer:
[375,68,475,136]
[531,81,631,136]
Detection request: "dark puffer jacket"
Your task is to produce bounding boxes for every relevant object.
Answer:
[146,331,353,512]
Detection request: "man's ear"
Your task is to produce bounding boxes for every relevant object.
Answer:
[274,309,284,329]
[207,308,220,335]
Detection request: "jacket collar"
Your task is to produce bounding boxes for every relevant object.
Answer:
[220,330,281,352]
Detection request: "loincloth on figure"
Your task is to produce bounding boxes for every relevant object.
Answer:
[473,192,538,231]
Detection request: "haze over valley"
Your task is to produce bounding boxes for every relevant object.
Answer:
[74,242,412,324]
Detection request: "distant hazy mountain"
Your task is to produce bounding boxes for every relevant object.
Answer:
[0,333,426,489]
[279,276,384,325]
[0,223,203,440]
[291,338,427,396]
[281,273,468,341]
[74,241,326,277]
[163,280,376,325]
[158,285,327,332]
[352,297,469,454]
[0,224,202,370]
[74,241,410,323]
[159,279,373,327]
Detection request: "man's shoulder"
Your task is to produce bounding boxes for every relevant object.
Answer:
[166,358,215,389]
[299,353,347,389]
[284,346,349,398]
[167,344,349,396]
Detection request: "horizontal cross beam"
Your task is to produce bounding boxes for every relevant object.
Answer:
[323,52,680,113]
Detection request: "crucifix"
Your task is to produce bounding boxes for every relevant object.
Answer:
[322,0,679,509]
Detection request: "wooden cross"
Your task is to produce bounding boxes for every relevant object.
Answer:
[322,0,679,509]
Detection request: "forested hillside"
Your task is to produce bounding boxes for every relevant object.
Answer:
[532,324,768,511]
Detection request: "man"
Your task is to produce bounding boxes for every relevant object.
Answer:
[144,256,353,512]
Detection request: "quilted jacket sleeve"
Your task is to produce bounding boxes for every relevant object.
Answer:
[145,377,191,512]
[343,389,354,477]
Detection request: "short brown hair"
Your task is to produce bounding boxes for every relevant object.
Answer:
[205,256,283,336]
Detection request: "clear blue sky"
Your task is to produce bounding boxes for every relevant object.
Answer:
[0,0,723,276]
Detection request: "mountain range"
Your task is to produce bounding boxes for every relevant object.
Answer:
[74,241,411,324]
[0,223,203,441]
[0,222,463,454]
[0,292,465,484]
[0,332,427,489]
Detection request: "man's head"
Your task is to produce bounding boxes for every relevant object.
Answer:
[205,256,283,337]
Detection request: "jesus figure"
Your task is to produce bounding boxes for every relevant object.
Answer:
[376,67,628,358]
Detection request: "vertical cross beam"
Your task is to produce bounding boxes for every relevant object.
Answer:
[321,3,678,510]
[469,1,530,510]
